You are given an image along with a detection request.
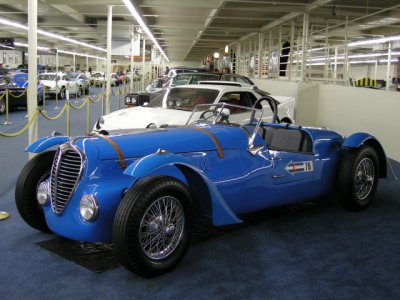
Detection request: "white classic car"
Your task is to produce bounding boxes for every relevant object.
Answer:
[93,82,295,132]
[90,72,117,87]
[38,72,80,99]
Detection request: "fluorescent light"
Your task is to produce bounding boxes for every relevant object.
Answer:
[0,16,106,53]
[14,42,106,60]
[122,0,169,62]
[348,35,400,47]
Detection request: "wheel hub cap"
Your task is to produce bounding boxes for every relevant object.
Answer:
[139,196,184,260]
[354,157,375,200]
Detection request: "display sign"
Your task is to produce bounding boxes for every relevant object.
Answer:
[0,38,14,49]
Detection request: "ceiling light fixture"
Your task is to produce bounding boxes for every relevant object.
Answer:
[122,0,169,62]
[0,16,106,53]
[14,42,106,60]
[348,35,400,47]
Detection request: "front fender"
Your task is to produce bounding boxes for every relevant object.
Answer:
[25,136,69,153]
[124,152,242,226]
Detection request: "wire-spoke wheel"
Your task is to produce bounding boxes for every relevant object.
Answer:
[338,145,379,211]
[139,195,185,260]
[113,175,195,277]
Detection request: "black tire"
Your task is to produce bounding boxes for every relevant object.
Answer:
[280,117,292,124]
[113,175,195,277]
[0,99,5,114]
[76,86,82,98]
[59,87,65,99]
[15,151,56,232]
[337,145,379,211]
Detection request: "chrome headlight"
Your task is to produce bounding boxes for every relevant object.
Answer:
[79,195,98,222]
[36,181,49,206]
[126,97,131,104]
[95,117,104,129]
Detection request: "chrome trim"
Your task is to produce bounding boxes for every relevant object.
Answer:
[50,142,84,215]
[272,174,285,179]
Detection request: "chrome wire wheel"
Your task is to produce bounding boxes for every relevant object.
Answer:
[139,195,185,260]
[354,157,375,200]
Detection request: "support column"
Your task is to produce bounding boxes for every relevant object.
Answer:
[142,38,146,90]
[105,5,112,114]
[56,49,59,72]
[300,13,309,82]
[73,53,76,71]
[343,16,349,85]
[28,0,38,149]
[258,33,263,79]
[130,26,135,90]
[386,42,392,91]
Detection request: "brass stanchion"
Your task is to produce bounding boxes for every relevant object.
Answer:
[2,89,13,125]
[54,85,60,110]
[0,211,9,220]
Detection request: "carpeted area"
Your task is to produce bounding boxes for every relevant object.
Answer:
[1,91,400,299]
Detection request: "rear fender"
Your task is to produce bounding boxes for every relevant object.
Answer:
[124,152,242,226]
[343,132,393,179]
[25,136,69,153]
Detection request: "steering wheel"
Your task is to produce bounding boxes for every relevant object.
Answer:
[200,109,218,121]
[199,109,230,124]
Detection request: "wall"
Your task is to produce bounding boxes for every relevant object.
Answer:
[316,84,400,162]
[252,78,400,161]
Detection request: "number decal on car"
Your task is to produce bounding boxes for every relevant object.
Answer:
[285,160,314,175]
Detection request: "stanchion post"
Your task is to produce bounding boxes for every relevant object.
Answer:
[86,97,90,134]
[54,85,60,109]
[66,100,70,136]
[41,86,47,113]
[2,89,13,125]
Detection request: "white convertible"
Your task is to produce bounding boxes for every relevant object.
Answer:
[93,82,295,132]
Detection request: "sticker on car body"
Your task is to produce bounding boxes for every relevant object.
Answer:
[285,160,313,175]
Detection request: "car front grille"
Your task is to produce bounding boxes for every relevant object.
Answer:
[50,144,83,214]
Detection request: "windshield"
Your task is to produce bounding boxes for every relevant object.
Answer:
[38,74,56,81]
[171,73,220,87]
[186,102,264,145]
[148,87,219,111]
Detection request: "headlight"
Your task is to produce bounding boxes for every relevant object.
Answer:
[95,117,104,129]
[126,97,131,104]
[79,195,98,222]
[36,181,49,206]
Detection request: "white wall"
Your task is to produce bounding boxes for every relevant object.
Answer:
[252,78,400,161]
[316,84,400,161]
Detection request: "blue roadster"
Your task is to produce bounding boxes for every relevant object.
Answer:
[15,97,392,277]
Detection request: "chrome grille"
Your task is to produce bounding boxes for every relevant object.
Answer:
[50,145,83,214]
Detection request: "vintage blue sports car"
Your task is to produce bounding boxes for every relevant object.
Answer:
[15,97,392,277]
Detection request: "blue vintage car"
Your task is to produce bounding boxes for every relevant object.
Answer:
[0,73,43,113]
[15,97,392,277]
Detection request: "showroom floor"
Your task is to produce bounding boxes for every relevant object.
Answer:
[1,91,400,299]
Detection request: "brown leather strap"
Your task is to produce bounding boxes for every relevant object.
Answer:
[188,126,224,158]
[92,133,127,168]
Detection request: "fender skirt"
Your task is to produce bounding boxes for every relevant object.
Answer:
[124,152,242,226]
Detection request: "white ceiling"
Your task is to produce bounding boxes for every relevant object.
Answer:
[0,0,399,61]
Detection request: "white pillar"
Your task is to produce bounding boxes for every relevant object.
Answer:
[258,33,263,79]
[300,13,309,82]
[130,26,135,90]
[343,16,349,85]
[386,42,392,91]
[142,38,146,90]
[105,5,112,114]
[28,0,38,148]
[73,53,76,71]
[86,55,89,73]
[56,50,59,72]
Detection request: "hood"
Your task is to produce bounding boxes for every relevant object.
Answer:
[101,106,191,130]
[76,124,249,161]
